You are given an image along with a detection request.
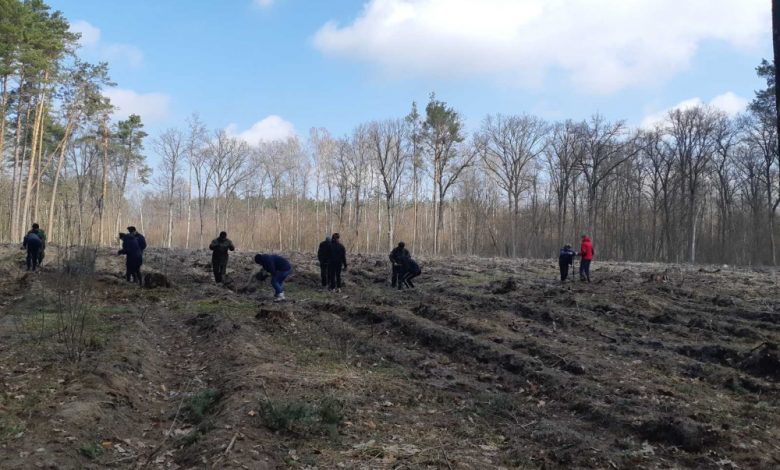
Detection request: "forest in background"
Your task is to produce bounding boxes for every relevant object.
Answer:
[1,0,779,265]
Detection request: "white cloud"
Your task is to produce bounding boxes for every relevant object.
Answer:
[105,88,171,122]
[227,115,297,145]
[709,92,750,116]
[69,20,144,68]
[313,0,768,93]
[71,20,101,47]
[640,92,749,128]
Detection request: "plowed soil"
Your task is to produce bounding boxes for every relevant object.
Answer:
[1,245,778,469]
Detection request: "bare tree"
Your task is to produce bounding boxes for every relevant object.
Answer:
[546,120,582,246]
[477,114,549,257]
[367,119,409,251]
[576,115,635,242]
[154,128,185,248]
[666,106,720,263]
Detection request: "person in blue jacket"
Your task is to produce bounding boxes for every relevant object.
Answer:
[118,232,143,285]
[254,253,292,301]
[558,244,576,283]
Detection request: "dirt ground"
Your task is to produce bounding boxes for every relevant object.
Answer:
[0,244,778,469]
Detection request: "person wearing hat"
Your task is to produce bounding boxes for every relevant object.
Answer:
[558,244,576,283]
[389,242,410,288]
[317,235,332,288]
[254,253,292,301]
[209,231,235,283]
[327,233,347,292]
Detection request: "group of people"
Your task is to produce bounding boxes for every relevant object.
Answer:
[317,233,348,292]
[206,231,422,302]
[23,223,591,296]
[558,235,595,283]
[207,231,292,302]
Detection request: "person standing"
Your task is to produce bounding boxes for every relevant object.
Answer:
[558,244,576,283]
[127,226,147,262]
[22,231,43,272]
[118,232,143,285]
[209,231,235,283]
[28,223,46,266]
[328,233,347,292]
[579,235,594,283]
[317,235,332,288]
[389,242,410,288]
[254,253,292,301]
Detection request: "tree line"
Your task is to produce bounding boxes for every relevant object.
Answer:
[1,0,778,265]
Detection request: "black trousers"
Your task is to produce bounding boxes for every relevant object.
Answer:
[26,247,40,271]
[391,264,402,287]
[213,256,228,283]
[126,256,143,285]
[401,271,419,288]
[559,263,571,282]
[319,262,329,287]
[580,260,591,281]
[328,264,342,290]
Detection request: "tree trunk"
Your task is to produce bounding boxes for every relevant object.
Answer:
[21,74,48,236]
[99,121,109,246]
[185,163,192,249]
[48,122,73,244]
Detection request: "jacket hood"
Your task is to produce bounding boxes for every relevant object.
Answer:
[582,236,591,243]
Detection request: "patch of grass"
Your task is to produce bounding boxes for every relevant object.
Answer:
[473,392,522,423]
[183,389,221,424]
[258,396,344,435]
[454,271,496,287]
[79,442,104,460]
[0,418,25,442]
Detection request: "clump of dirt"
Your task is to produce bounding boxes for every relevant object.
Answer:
[185,313,222,334]
[636,416,721,452]
[645,271,668,283]
[144,272,172,288]
[492,277,517,294]
[739,342,780,381]
[255,308,292,322]
[676,344,741,366]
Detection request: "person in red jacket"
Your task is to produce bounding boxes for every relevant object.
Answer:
[579,235,594,282]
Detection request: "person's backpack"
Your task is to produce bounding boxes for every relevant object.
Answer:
[24,232,41,247]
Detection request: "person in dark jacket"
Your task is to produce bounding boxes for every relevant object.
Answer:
[22,231,43,272]
[317,235,332,288]
[28,223,46,266]
[254,253,292,301]
[579,235,594,282]
[118,232,143,285]
[400,257,421,289]
[209,231,235,283]
[558,244,576,283]
[328,233,347,292]
[127,226,147,262]
[389,242,410,288]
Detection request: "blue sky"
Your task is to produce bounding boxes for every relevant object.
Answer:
[49,0,772,145]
